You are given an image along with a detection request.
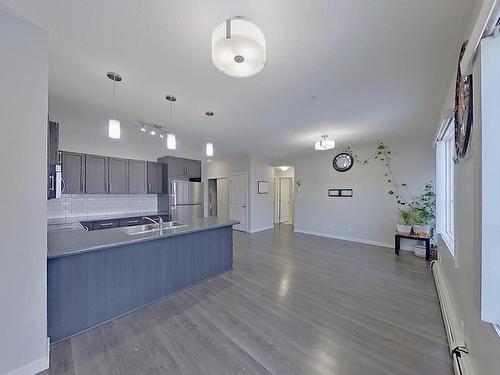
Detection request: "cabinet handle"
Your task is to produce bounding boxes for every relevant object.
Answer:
[128,220,139,224]
[100,222,114,227]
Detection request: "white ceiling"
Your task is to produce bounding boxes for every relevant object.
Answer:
[2,0,476,160]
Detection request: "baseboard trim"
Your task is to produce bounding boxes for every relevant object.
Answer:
[431,260,476,375]
[249,225,275,234]
[293,229,394,249]
[5,352,49,375]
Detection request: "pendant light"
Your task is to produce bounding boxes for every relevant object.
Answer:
[165,95,177,150]
[314,135,335,151]
[107,72,122,139]
[212,17,266,78]
[205,111,214,157]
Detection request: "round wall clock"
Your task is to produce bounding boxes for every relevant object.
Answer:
[333,152,354,172]
[454,41,473,159]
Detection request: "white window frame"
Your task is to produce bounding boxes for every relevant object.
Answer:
[435,120,455,256]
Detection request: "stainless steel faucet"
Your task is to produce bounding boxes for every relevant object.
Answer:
[143,216,163,229]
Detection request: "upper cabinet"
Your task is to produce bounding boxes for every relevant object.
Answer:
[108,157,129,194]
[128,160,147,194]
[147,162,164,194]
[62,151,86,194]
[159,156,201,180]
[85,154,108,194]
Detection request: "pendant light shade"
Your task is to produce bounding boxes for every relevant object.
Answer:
[108,119,121,139]
[314,135,335,151]
[212,18,266,78]
[205,111,215,157]
[165,95,177,150]
[206,142,214,157]
[166,133,177,150]
[106,72,122,139]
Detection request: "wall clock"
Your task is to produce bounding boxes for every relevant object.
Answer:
[333,152,354,172]
[454,41,473,159]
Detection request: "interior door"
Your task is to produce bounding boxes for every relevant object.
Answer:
[280,178,291,223]
[216,177,229,219]
[230,173,248,232]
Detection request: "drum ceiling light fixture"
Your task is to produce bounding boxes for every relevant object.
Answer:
[212,17,266,78]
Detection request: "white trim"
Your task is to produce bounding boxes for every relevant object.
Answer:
[460,0,500,75]
[5,352,49,375]
[293,229,393,249]
[434,116,454,144]
[249,225,274,233]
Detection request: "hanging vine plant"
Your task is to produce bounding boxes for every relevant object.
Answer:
[342,143,413,207]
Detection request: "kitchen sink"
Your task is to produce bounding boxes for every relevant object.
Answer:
[120,222,188,235]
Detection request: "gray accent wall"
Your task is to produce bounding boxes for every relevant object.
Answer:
[0,7,49,374]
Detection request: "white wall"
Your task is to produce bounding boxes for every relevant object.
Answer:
[292,138,435,247]
[437,34,500,375]
[208,156,274,233]
[249,158,274,232]
[0,7,49,374]
[49,99,209,215]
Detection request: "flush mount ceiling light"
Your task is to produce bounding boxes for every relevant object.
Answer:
[205,111,214,157]
[107,72,122,139]
[165,95,177,150]
[212,18,266,78]
[314,135,335,151]
[279,166,290,171]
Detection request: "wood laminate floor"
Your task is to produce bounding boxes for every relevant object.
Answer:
[41,225,452,375]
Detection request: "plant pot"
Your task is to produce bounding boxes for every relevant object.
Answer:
[413,244,426,258]
[413,224,431,237]
[396,224,412,234]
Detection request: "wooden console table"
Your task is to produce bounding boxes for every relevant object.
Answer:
[395,233,431,261]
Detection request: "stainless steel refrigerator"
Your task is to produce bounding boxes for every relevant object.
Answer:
[170,180,204,222]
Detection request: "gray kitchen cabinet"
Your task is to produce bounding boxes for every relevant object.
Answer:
[93,219,120,230]
[147,162,163,194]
[128,160,147,194]
[185,158,201,178]
[108,157,129,194]
[61,151,85,194]
[85,154,108,194]
[159,156,201,179]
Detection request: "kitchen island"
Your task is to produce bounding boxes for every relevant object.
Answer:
[48,217,237,343]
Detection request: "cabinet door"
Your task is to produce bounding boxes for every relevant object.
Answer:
[61,151,85,194]
[186,159,201,178]
[108,157,128,194]
[166,157,184,177]
[85,155,108,194]
[128,160,147,194]
[147,162,163,193]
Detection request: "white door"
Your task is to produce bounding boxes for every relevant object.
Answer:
[280,178,291,223]
[216,177,229,219]
[230,172,248,232]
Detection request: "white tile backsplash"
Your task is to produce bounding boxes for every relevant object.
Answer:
[47,194,158,222]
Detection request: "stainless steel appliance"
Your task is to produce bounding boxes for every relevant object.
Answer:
[48,121,63,199]
[170,180,204,222]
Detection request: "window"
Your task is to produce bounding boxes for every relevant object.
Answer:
[435,120,455,255]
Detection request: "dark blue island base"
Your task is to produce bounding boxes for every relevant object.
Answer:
[48,225,233,343]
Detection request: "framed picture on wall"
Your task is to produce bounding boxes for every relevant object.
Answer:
[258,180,269,194]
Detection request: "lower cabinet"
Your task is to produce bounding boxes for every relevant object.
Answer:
[47,226,233,342]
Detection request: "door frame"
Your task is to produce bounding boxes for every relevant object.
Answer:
[229,172,249,232]
[274,177,293,224]
[216,176,229,219]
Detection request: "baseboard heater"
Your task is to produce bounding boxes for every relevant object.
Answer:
[431,261,476,375]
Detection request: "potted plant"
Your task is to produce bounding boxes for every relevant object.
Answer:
[410,183,435,237]
[397,209,413,234]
